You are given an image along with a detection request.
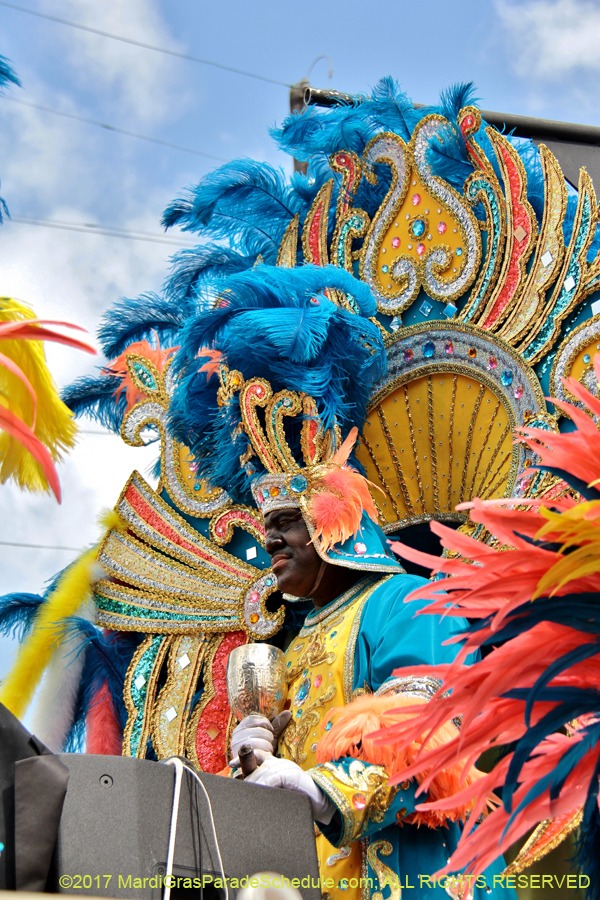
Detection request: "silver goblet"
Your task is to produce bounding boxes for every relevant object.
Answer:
[226,643,287,722]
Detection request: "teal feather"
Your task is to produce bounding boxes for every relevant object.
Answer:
[169,264,385,503]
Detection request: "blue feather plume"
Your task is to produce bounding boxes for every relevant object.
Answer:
[169,264,385,503]
[98,291,191,359]
[0,54,20,92]
[0,56,20,222]
[62,372,128,432]
[272,77,420,164]
[0,592,44,640]
[61,618,141,752]
[162,159,304,257]
[162,241,271,307]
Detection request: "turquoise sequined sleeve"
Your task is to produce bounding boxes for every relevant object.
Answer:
[311,757,420,847]
[353,572,471,694]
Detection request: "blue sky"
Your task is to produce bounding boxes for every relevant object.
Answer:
[1,0,599,681]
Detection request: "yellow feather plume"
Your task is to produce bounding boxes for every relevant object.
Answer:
[533,500,600,597]
[0,508,126,718]
[0,297,77,493]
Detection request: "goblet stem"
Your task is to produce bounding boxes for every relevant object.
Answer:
[239,744,258,779]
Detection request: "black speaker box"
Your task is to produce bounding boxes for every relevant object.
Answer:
[48,754,320,900]
[0,702,64,892]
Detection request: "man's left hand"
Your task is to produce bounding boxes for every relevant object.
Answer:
[244,758,336,825]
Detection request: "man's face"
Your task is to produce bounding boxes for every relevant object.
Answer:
[263,508,322,597]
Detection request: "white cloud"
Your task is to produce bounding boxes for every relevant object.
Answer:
[37,0,192,125]
[0,0,197,627]
[495,0,600,79]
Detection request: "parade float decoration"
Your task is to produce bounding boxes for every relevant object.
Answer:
[2,78,600,878]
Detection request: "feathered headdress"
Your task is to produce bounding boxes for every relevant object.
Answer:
[169,263,401,571]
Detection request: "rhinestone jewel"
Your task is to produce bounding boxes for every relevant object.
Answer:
[411,193,421,206]
[416,242,426,256]
[456,248,463,256]
[314,674,322,688]
[437,221,447,234]
[423,341,435,358]
[325,720,333,731]
[354,542,367,554]
[382,264,389,273]
[584,353,591,364]
[391,236,401,248]
[249,613,259,624]
[412,219,425,238]
[514,384,524,399]
[290,475,307,492]
[487,356,497,370]
[501,370,513,387]
[295,678,311,704]
[249,591,260,603]
[468,347,477,358]
[352,792,367,810]
[444,341,454,354]
[403,348,414,362]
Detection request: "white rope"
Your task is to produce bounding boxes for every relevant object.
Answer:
[163,758,185,900]
[163,758,229,900]
[180,763,229,900]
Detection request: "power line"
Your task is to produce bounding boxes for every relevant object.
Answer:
[0,0,292,88]
[3,95,229,162]
[8,215,198,246]
[78,429,120,435]
[0,540,80,551]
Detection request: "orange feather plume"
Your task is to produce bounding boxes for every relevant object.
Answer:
[366,358,600,879]
[315,692,488,828]
[198,347,224,382]
[306,427,380,552]
[105,335,177,410]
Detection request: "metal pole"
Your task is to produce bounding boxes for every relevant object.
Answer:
[289,80,309,175]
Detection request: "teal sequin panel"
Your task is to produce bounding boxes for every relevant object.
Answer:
[95,592,231,626]
[525,194,592,362]
[129,634,165,756]
[131,360,158,392]
[462,177,501,322]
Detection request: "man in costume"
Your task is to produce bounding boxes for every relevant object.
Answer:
[170,264,517,900]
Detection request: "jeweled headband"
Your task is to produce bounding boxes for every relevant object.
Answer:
[214,363,380,555]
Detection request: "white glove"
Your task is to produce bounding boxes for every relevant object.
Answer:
[244,757,337,825]
[229,711,292,768]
